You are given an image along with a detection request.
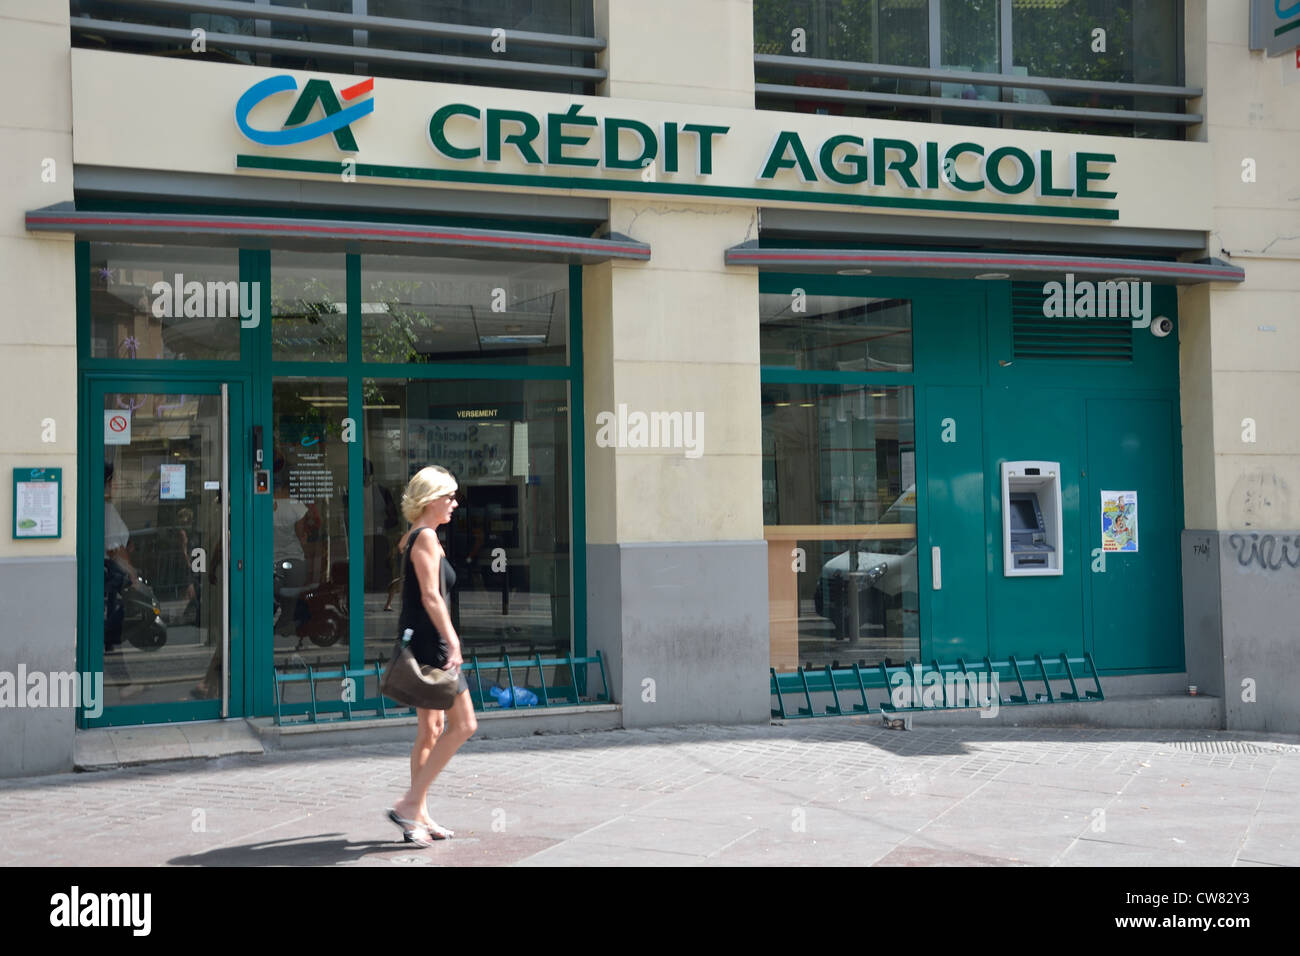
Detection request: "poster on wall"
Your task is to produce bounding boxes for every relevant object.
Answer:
[13,468,61,539]
[1101,490,1139,552]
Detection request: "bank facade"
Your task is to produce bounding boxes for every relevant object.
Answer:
[3,0,1297,776]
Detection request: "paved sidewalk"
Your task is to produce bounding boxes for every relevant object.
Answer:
[2,720,1298,866]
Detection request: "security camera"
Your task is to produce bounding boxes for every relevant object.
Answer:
[1150,316,1174,338]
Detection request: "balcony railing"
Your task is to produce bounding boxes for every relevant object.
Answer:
[755,53,1202,138]
[71,0,605,94]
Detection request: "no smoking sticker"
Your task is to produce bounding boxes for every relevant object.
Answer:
[105,410,132,445]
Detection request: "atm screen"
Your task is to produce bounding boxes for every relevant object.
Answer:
[1009,496,1039,531]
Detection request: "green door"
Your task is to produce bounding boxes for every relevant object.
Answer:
[86,379,247,726]
[921,386,989,661]
[1085,397,1183,669]
[983,387,1086,661]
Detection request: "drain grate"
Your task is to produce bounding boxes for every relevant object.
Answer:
[1165,741,1294,754]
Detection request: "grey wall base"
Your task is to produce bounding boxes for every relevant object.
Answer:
[1182,529,1300,734]
[0,556,78,778]
[586,540,770,727]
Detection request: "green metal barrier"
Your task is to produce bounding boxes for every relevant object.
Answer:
[769,652,1103,720]
[273,650,611,726]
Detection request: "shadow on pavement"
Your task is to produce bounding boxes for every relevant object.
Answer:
[168,834,421,866]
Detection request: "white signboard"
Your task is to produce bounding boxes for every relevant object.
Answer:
[15,480,59,537]
[104,410,132,445]
[159,464,187,500]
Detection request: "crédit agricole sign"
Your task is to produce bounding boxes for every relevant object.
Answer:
[234,74,1117,221]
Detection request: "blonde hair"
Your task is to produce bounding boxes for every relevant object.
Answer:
[401,465,458,523]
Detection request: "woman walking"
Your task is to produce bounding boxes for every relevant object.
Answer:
[386,465,477,846]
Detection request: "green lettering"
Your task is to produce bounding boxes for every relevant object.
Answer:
[546,104,598,167]
[680,123,729,175]
[604,118,659,170]
[485,109,542,164]
[985,146,1034,194]
[759,131,817,181]
[1038,149,1073,197]
[1076,152,1117,199]
[819,135,869,185]
[663,121,679,173]
[872,138,920,189]
[943,142,984,192]
[428,103,480,160]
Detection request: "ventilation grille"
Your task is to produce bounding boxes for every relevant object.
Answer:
[1011,282,1133,362]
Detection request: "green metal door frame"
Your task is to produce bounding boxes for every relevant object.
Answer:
[81,374,250,727]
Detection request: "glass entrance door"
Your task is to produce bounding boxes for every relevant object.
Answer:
[87,380,245,725]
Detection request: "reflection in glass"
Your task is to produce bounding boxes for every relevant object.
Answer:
[270,252,347,363]
[753,0,929,119]
[362,378,572,692]
[270,379,351,701]
[88,244,241,360]
[101,392,224,707]
[368,0,595,95]
[939,0,1000,79]
[1011,0,1180,138]
[763,383,918,671]
[362,256,568,365]
[760,293,912,372]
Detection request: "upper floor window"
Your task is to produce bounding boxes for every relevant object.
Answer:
[754,0,1193,140]
[71,0,602,96]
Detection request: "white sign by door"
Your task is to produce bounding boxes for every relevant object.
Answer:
[104,410,132,445]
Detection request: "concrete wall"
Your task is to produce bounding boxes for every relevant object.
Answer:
[581,196,769,725]
[595,0,755,108]
[1218,530,1300,733]
[1199,0,1300,529]
[582,3,769,726]
[0,2,78,776]
[587,542,770,726]
[1180,530,1224,701]
[1176,1,1300,733]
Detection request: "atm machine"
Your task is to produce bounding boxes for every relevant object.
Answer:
[1001,460,1063,576]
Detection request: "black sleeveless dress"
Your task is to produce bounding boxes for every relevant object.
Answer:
[399,526,468,695]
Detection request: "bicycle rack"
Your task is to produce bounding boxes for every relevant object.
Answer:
[273,650,612,725]
[770,653,1104,720]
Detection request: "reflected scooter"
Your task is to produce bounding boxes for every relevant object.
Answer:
[105,559,168,651]
[274,559,347,648]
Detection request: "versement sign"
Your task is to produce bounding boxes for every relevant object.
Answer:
[234,75,1117,219]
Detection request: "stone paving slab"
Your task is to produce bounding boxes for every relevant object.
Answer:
[2,719,1298,867]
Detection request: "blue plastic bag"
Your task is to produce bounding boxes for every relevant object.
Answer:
[490,684,538,708]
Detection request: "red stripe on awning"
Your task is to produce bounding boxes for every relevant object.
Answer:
[25,214,648,258]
